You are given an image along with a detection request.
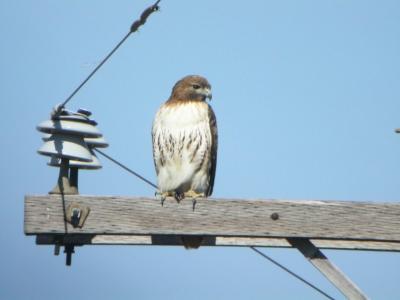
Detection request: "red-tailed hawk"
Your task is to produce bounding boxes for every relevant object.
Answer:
[152,75,218,249]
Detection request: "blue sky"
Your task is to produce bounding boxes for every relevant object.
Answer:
[1,0,400,299]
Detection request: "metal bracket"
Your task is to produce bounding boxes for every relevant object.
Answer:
[66,202,90,228]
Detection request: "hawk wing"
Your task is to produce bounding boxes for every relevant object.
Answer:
[206,105,217,196]
[151,110,163,177]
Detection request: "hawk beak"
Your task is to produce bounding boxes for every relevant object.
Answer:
[204,88,212,101]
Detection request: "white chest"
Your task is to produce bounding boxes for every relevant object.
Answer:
[152,101,214,193]
[155,102,210,130]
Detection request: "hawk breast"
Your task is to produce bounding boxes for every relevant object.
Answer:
[152,101,216,195]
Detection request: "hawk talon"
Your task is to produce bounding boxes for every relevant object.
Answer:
[155,191,167,206]
[184,191,205,212]
[192,198,197,211]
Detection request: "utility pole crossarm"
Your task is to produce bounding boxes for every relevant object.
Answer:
[25,194,399,298]
[25,195,400,251]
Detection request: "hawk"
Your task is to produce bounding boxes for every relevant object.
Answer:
[152,75,218,249]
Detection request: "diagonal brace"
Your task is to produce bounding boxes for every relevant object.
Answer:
[288,238,367,300]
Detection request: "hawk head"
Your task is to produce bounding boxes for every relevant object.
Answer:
[169,75,212,102]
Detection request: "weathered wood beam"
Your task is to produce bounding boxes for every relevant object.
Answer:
[288,238,367,299]
[25,195,400,243]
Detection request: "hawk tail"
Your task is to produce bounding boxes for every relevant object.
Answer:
[181,235,203,249]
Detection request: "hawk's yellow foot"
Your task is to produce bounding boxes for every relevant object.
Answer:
[184,190,206,211]
[155,191,175,206]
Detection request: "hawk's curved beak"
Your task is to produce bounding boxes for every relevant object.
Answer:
[204,88,212,101]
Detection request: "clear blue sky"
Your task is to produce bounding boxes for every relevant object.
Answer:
[1,0,400,299]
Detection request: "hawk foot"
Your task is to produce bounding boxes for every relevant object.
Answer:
[184,191,206,198]
[156,190,206,209]
[155,191,174,206]
[183,191,206,211]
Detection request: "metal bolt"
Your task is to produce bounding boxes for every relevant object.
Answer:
[54,244,60,256]
[71,208,81,227]
[64,245,75,266]
[270,212,279,220]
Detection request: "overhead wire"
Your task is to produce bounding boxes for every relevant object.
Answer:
[250,247,335,300]
[58,31,131,110]
[94,148,157,189]
[55,0,161,115]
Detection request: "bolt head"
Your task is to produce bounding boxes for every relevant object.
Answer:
[270,212,279,220]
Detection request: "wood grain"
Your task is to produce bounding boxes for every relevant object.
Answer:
[25,195,400,242]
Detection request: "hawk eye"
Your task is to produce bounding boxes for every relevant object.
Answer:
[192,84,201,90]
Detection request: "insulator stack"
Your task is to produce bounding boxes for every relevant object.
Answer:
[37,107,108,194]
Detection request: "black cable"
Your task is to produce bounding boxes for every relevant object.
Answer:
[56,0,161,113]
[93,148,158,189]
[59,32,131,109]
[250,247,335,300]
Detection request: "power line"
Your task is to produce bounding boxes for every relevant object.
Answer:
[91,148,335,299]
[59,31,130,110]
[93,148,157,189]
[250,247,335,300]
[55,0,161,115]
